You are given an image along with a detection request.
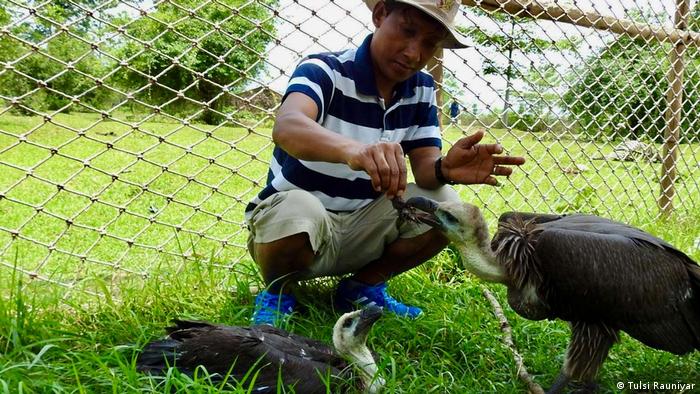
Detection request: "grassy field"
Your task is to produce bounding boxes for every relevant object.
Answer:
[1,112,699,393]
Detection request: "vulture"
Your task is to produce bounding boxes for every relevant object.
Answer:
[136,305,384,393]
[397,197,700,393]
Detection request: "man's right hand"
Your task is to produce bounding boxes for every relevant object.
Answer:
[274,93,407,199]
[345,141,407,200]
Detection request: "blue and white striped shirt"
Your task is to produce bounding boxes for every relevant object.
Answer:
[246,34,442,218]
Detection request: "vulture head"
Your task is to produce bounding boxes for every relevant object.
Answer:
[333,305,384,393]
[400,196,507,284]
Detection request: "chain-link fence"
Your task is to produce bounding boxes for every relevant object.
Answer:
[1,0,699,301]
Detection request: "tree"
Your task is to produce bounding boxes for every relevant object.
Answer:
[458,11,576,127]
[563,7,700,142]
[521,64,563,116]
[111,0,278,124]
[514,64,570,133]
[0,0,110,113]
[564,34,669,141]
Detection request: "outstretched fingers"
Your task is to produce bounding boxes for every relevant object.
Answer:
[494,154,526,166]
[492,165,513,177]
[480,143,504,155]
[458,130,485,149]
[483,175,500,186]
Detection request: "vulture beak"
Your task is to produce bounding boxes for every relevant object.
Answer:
[354,305,383,336]
[402,197,443,229]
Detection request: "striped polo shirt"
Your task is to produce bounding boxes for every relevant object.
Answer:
[245,34,442,218]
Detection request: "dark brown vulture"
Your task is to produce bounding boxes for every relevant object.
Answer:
[398,197,700,393]
[136,305,384,393]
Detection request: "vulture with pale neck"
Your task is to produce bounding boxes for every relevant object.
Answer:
[137,305,384,393]
[397,197,700,393]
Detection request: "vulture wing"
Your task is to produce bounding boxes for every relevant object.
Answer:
[254,324,346,366]
[498,211,563,225]
[137,321,349,393]
[531,214,700,354]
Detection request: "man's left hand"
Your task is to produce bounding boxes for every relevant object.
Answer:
[442,130,526,186]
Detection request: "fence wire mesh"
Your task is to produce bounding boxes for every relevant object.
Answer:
[0,0,699,300]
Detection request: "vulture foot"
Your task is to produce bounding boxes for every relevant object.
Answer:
[547,373,599,394]
[567,381,599,394]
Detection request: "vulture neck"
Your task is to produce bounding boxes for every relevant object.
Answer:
[458,238,507,284]
[344,346,383,393]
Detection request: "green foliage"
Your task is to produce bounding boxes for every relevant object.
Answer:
[465,109,562,134]
[691,2,700,32]
[564,6,700,142]
[111,0,278,124]
[2,36,106,113]
[457,10,577,127]
[16,0,104,36]
[440,70,462,103]
[0,1,113,113]
[458,13,567,80]
[520,64,566,115]
[0,0,278,123]
[563,35,671,141]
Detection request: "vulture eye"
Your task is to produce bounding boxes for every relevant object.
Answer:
[342,318,354,328]
[441,211,459,224]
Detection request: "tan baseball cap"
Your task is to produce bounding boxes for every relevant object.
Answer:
[364,0,469,49]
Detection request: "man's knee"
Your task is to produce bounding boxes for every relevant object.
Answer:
[253,232,315,276]
[247,190,330,261]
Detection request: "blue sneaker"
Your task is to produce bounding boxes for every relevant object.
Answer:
[252,290,297,326]
[335,279,422,319]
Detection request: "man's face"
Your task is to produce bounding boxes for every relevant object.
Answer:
[371,4,448,86]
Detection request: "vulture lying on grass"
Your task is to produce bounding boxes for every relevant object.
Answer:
[137,305,384,393]
[397,197,700,393]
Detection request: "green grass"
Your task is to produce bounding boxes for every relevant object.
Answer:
[0,112,699,393]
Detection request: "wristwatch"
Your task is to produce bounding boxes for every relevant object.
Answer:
[435,156,454,185]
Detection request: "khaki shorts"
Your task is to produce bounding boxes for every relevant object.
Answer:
[246,183,460,279]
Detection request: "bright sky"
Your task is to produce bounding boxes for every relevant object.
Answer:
[261,0,689,110]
